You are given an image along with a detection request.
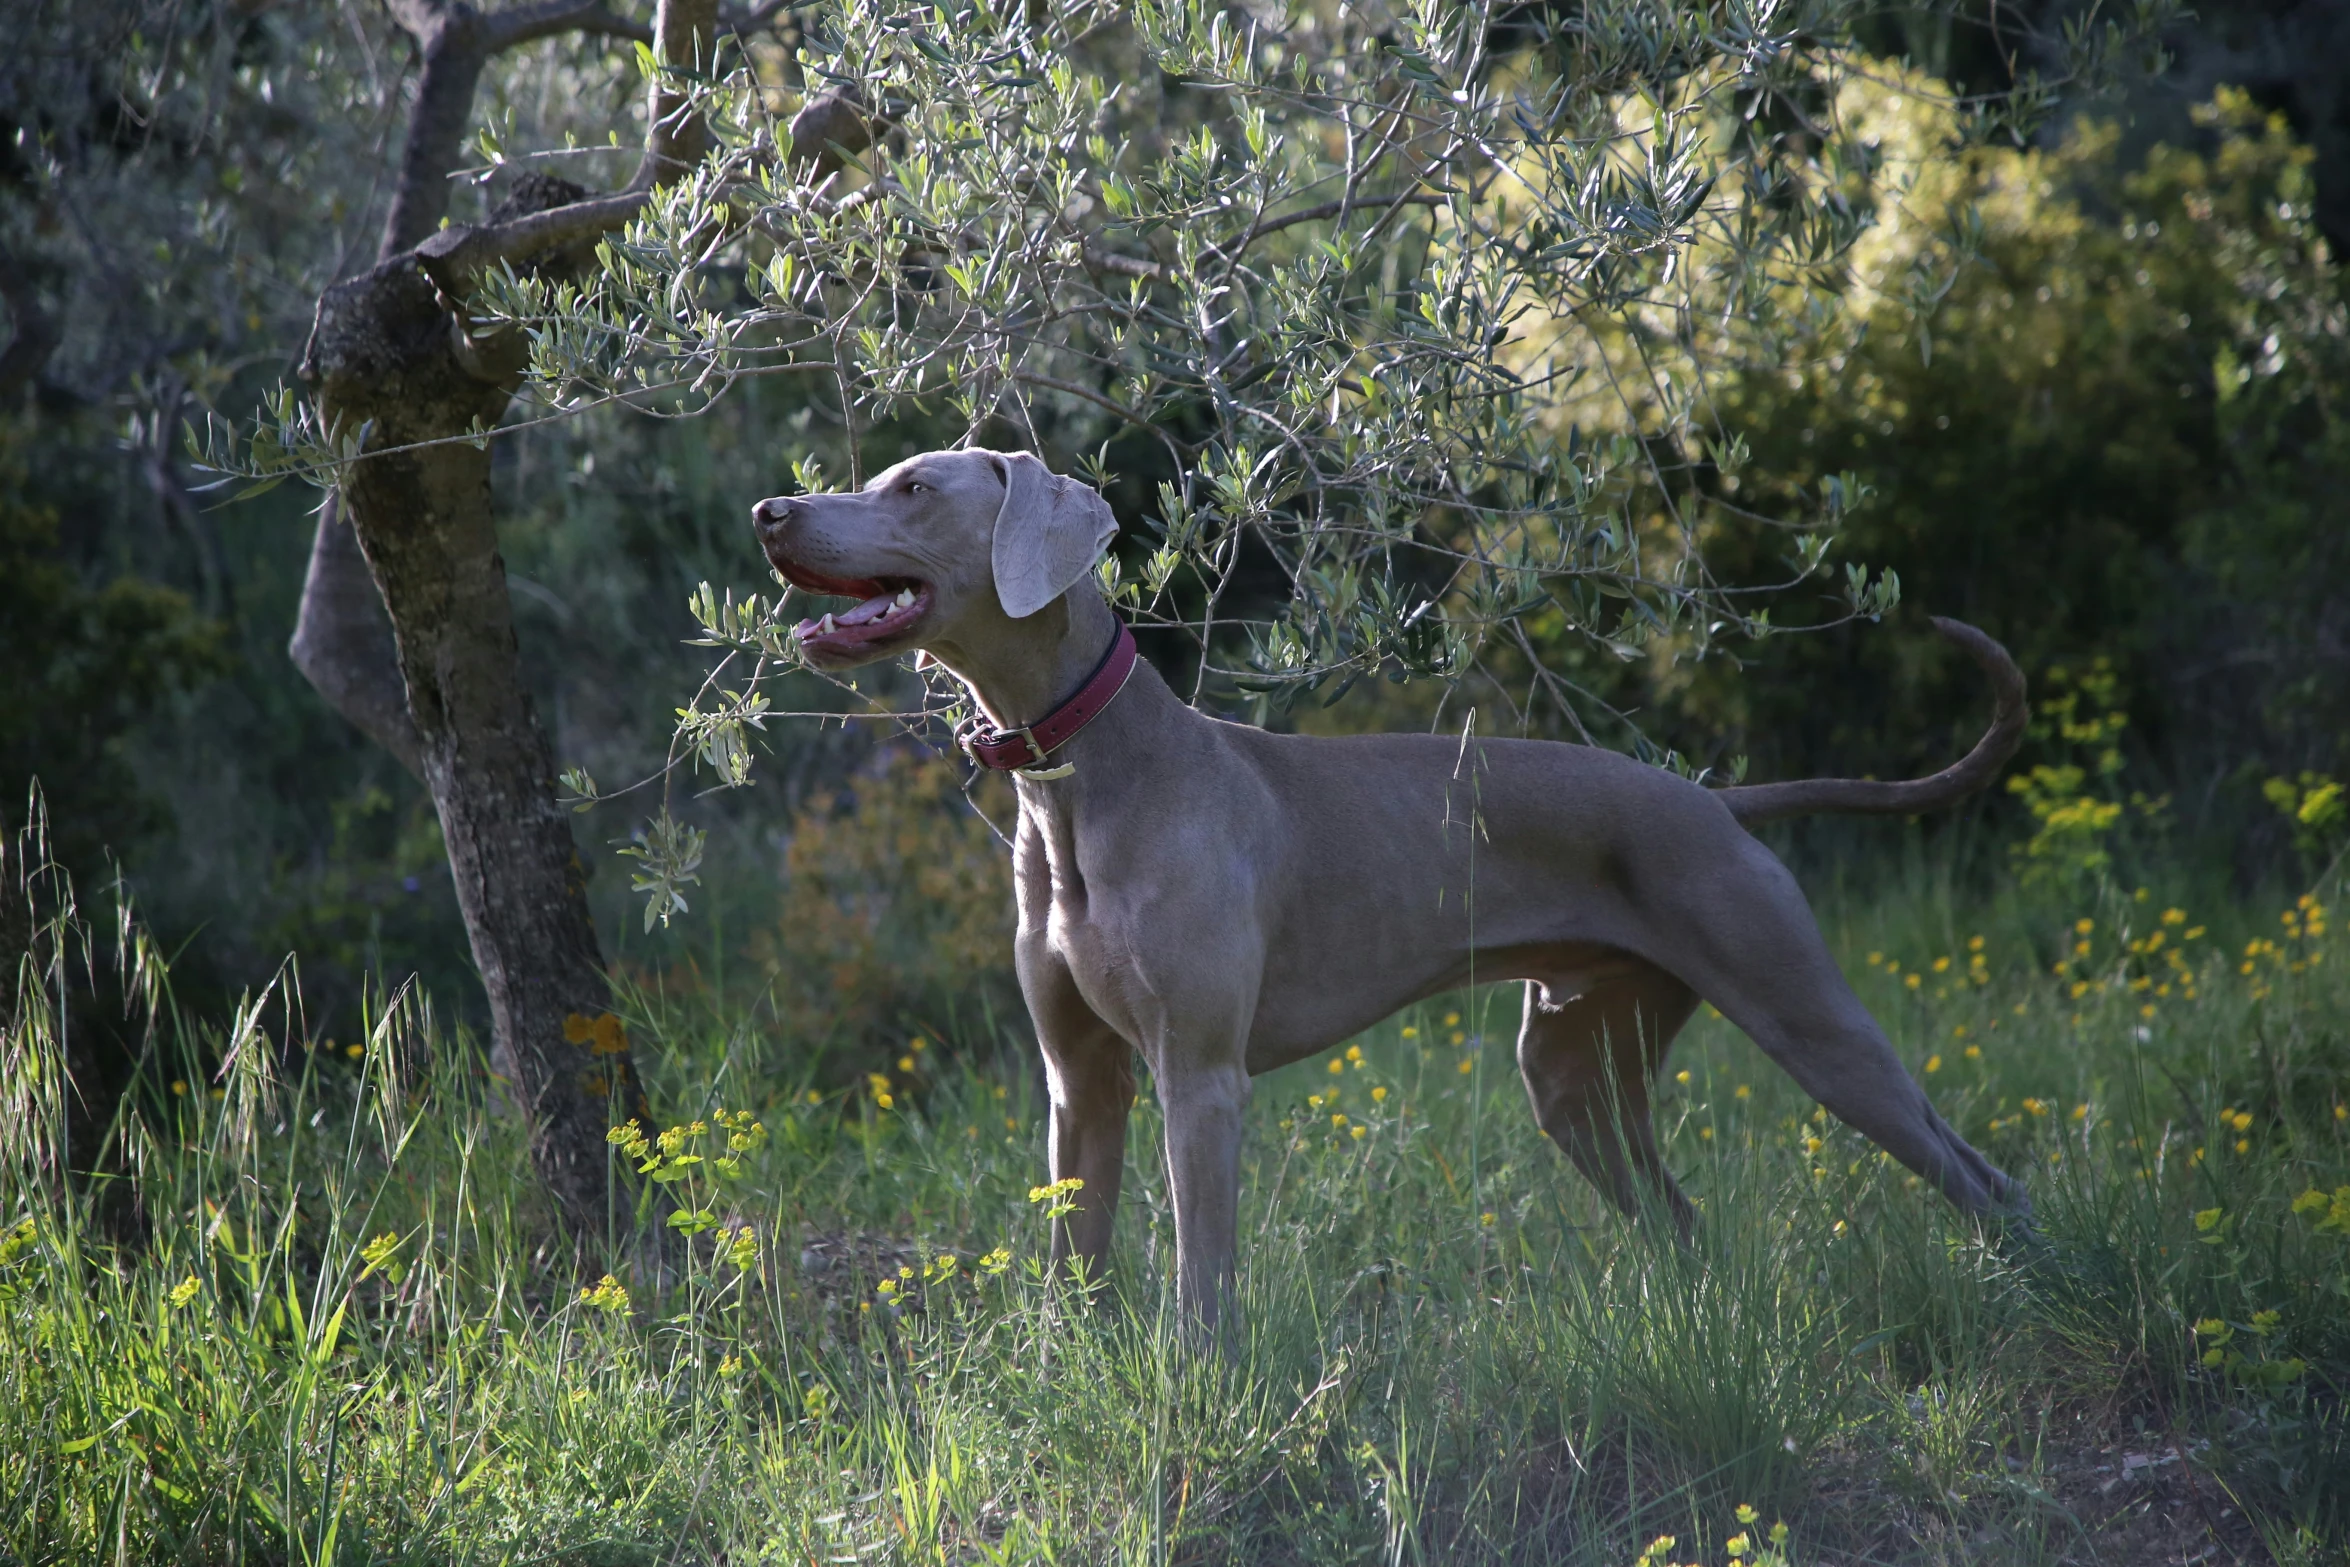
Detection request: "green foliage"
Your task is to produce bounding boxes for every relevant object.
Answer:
[5,0,2332,1020]
[0,422,227,868]
[621,810,709,931]
[0,3,395,411]
[2192,1309,2307,1391]
[0,2,512,1028]
[1578,84,2350,800]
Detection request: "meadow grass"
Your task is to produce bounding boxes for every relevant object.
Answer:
[3,848,2347,1565]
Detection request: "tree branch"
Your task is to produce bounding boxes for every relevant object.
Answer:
[379,7,494,260]
[631,0,720,190]
[416,190,648,281]
[721,0,794,35]
[786,87,875,183]
[381,0,454,35]
[1081,241,1167,283]
[1014,369,1158,432]
[379,1,659,262]
[415,1,731,287]
[290,495,426,779]
[484,0,651,51]
[1239,189,1447,248]
[341,3,670,764]
[336,0,745,761]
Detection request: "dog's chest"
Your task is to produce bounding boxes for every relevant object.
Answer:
[1014,795,1157,1035]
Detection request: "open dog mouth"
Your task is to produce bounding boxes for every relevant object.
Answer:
[773,561,932,656]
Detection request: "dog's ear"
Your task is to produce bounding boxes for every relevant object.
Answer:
[990,451,1118,619]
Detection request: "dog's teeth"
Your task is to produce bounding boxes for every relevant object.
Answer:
[819,613,835,635]
[895,589,914,608]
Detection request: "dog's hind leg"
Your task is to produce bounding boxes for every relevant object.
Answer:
[1733,983,2020,1217]
[1648,836,2025,1218]
[1516,964,1699,1234]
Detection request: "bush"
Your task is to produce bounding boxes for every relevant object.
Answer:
[742,748,1015,1064]
[0,419,226,871]
[1491,86,2349,845]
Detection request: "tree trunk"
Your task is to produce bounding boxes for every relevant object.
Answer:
[300,204,646,1243]
[286,0,719,1248]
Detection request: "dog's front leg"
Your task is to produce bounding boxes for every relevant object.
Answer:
[1019,946,1135,1296]
[1040,1018,1134,1292]
[1155,1053,1251,1338]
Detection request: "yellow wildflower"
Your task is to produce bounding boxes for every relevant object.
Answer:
[580,1275,630,1314]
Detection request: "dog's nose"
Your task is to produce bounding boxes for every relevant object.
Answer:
[751,495,799,538]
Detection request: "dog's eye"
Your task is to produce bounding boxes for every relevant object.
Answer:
[904,480,930,495]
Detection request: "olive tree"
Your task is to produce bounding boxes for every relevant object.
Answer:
[435,0,2155,917]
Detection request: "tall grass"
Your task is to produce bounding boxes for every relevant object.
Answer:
[3,805,2345,1564]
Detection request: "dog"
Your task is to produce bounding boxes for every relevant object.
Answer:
[753,448,2028,1327]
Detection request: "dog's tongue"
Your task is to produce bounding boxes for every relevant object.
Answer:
[836,592,897,627]
[794,590,900,641]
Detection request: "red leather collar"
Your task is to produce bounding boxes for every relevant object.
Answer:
[957,621,1138,775]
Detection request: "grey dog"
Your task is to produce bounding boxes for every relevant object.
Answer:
[754,448,2028,1327]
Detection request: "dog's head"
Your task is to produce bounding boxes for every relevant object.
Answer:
[749,449,1116,670]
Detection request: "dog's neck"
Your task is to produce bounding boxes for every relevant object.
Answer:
[930,590,1124,735]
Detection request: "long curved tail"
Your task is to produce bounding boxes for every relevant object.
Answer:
[1718,617,2028,828]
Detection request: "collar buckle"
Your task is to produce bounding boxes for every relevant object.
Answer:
[1007,727,1076,779]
